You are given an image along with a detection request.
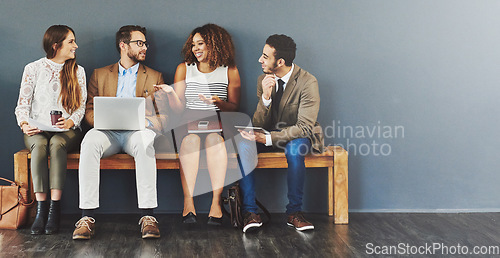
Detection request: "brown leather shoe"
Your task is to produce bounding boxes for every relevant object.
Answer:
[72,216,95,240]
[287,212,314,231]
[242,212,262,233]
[139,216,160,239]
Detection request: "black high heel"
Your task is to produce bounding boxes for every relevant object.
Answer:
[183,212,197,224]
[207,216,223,226]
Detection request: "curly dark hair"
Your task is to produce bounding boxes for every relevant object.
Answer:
[115,25,147,53]
[182,24,236,69]
[265,34,296,66]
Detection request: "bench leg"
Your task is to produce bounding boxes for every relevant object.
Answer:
[14,150,36,222]
[334,148,348,224]
[328,167,333,216]
[14,150,30,193]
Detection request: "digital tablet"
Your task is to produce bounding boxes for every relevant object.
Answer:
[234,126,270,135]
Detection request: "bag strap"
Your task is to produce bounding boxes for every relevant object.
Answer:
[0,177,34,207]
[0,183,19,217]
[0,177,16,186]
[19,191,35,207]
[220,184,238,217]
[0,192,33,217]
[1,202,20,216]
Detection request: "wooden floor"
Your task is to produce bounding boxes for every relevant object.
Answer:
[1,213,499,257]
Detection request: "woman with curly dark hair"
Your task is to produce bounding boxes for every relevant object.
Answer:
[156,24,240,225]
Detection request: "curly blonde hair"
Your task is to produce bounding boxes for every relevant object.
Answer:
[182,24,236,69]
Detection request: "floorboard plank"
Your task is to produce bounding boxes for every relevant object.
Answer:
[1,213,500,257]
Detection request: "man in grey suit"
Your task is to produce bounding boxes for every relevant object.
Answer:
[237,34,324,233]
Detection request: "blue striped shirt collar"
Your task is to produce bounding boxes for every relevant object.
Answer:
[118,61,139,76]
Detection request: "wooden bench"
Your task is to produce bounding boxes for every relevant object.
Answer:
[13,146,348,224]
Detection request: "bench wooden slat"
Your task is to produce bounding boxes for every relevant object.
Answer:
[32,149,336,169]
[15,145,348,224]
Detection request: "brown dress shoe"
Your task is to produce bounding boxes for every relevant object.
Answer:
[72,216,95,240]
[139,216,160,239]
[287,212,314,231]
[243,212,262,233]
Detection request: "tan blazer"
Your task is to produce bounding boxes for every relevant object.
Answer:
[253,64,324,153]
[84,63,168,133]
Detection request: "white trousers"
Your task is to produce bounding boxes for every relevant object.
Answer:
[78,128,158,209]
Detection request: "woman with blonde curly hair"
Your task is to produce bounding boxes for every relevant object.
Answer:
[156,24,240,225]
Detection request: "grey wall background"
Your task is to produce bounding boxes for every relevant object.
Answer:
[1,0,499,214]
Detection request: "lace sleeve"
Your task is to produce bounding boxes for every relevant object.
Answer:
[14,64,36,126]
[68,66,87,127]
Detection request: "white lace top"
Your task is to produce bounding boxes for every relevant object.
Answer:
[15,57,87,128]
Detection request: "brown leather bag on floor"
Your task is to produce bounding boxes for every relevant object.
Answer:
[222,184,244,228]
[0,177,33,229]
[222,183,270,228]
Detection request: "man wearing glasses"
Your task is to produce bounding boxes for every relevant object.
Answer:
[73,25,166,240]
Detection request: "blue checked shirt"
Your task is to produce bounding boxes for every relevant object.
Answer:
[116,62,139,98]
[116,62,152,127]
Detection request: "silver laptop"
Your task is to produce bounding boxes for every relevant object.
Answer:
[94,97,145,130]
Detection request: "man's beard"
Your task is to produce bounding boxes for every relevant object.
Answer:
[263,60,278,74]
[128,50,145,62]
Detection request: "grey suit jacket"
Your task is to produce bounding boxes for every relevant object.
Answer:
[84,63,168,133]
[252,64,324,153]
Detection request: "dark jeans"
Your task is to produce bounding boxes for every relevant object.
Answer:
[237,137,312,215]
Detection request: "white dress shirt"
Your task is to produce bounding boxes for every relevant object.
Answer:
[261,64,294,146]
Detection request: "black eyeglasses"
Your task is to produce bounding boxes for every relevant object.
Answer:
[127,40,149,48]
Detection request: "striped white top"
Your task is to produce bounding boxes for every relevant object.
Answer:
[185,63,228,111]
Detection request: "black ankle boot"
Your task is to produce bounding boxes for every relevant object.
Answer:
[31,201,49,235]
[45,200,61,234]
